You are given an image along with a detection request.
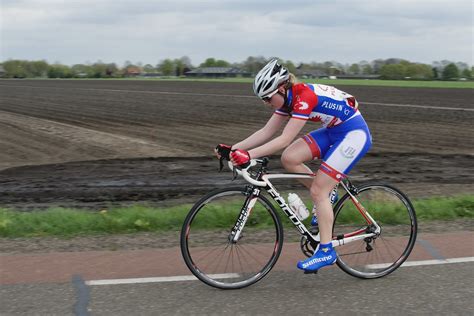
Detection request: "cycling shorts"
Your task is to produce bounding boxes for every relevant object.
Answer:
[302,114,372,181]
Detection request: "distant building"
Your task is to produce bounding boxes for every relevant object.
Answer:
[334,74,381,80]
[295,69,329,79]
[124,66,141,77]
[185,67,251,78]
[295,69,380,80]
[141,72,163,78]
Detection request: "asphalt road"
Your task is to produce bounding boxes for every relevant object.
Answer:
[2,262,473,315]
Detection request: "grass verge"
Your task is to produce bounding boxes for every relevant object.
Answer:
[0,195,472,238]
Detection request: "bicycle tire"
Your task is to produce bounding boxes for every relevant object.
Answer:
[333,183,417,279]
[180,187,284,289]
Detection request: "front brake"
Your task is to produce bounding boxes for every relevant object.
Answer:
[218,157,225,172]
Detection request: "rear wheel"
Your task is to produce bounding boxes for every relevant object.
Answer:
[180,187,283,289]
[333,183,417,279]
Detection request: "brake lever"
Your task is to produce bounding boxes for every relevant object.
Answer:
[232,166,238,180]
[218,157,237,181]
[218,157,225,172]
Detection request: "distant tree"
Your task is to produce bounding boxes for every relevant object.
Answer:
[362,64,373,75]
[174,59,185,76]
[179,56,193,68]
[105,63,119,77]
[322,61,334,74]
[199,58,216,67]
[71,64,93,77]
[442,63,459,80]
[385,58,407,65]
[91,62,108,78]
[461,68,472,80]
[199,58,230,67]
[170,56,193,76]
[371,59,386,74]
[283,60,297,73]
[348,63,361,75]
[433,60,453,76]
[455,62,469,72]
[143,64,155,73]
[27,60,49,77]
[405,63,434,80]
[3,60,29,78]
[242,56,267,74]
[47,64,72,78]
[380,64,406,80]
[157,59,175,76]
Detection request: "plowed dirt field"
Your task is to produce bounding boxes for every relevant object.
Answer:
[0,79,472,209]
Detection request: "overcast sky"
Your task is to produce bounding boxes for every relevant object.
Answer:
[1,0,472,66]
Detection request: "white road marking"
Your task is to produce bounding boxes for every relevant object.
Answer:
[86,273,240,286]
[1,84,473,112]
[85,257,474,285]
[365,256,474,269]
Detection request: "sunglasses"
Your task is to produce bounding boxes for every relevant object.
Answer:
[261,90,279,102]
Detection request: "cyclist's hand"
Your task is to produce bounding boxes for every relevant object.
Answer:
[230,149,250,167]
[215,144,232,160]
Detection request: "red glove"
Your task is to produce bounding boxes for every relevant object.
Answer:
[230,149,251,167]
[215,144,232,160]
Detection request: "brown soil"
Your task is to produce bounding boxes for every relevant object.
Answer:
[0,80,472,251]
[0,80,472,210]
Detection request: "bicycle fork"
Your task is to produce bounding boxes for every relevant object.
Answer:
[228,187,261,243]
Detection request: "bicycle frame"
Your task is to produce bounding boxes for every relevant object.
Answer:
[229,160,381,250]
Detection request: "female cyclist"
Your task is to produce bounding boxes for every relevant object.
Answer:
[215,59,372,272]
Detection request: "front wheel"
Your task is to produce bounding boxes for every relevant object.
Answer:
[180,187,284,289]
[333,183,417,279]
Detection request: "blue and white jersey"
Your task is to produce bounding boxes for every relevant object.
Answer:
[274,83,360,128]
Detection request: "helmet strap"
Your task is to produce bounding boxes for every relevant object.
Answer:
[277,91,287,106]
[277,88,289,107]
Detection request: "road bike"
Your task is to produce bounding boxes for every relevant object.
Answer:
[180,158,417,289]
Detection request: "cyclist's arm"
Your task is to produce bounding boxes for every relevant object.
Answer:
[248,118,307,159]
[232,113,288,150]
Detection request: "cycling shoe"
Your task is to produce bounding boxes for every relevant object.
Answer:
[297,243,337,272]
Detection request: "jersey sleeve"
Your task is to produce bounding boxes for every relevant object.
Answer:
[290,88,318,121]
[274,106,290,117]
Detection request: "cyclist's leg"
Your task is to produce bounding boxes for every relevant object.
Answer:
[315,125,372,243]
[281,128,331,189]
[280,139,314,188]
[310,171,339,244]
[298,122,372,272]
[297,172,339,272]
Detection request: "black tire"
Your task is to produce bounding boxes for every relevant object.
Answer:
[180,187,284,289]
[333,183,417,279]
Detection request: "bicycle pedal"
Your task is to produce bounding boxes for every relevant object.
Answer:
[303,270,318,275]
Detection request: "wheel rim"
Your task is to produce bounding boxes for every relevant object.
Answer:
[182,189,283,289]
[333,184,417,278]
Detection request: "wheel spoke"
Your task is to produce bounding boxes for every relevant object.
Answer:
[333,184,417,278]
[181,188,283,289]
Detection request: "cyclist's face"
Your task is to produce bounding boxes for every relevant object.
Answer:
[262,87,285,109]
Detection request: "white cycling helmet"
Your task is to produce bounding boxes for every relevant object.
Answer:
[253,59,290,99]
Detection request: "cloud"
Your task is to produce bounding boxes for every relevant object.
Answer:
[1,0,472,65]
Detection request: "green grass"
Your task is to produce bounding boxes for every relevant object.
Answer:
[334,195,474,225]
[36,77,474,88]
[0,205,192,238]
[0,195,472,238]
